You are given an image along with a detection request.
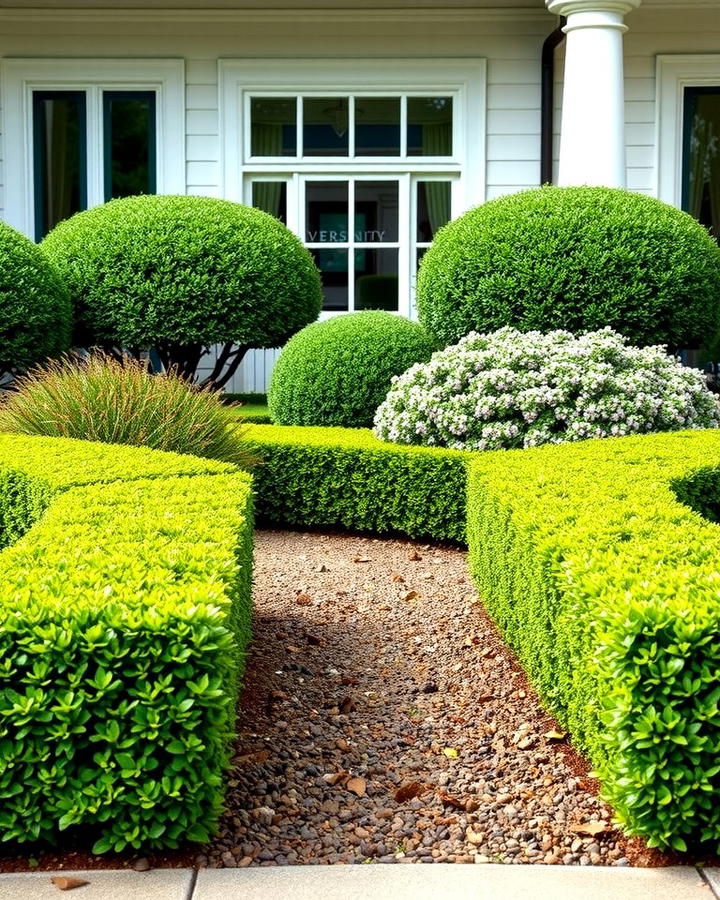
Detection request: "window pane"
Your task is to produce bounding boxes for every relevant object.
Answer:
[356,249,399,311]
[355,97,400,156]
[251,97,296,157]
[683,87,720,240]
[252,182,288,224]
[104,92,155,201]
[355,181,399,243]
[312,249,349,311]
[306,181,349,243]
[304,97,349,156]
[408,97,453,156]
[417,181,452,240]
[33,91,86,240]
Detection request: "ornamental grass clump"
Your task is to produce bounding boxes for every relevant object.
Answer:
[373,326,720,451]
[0,353,256,469]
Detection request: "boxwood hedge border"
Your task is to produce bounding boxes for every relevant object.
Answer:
[0,435,254,854]
[245,423,720,852]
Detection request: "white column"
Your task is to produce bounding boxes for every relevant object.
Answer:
[547,0,641,187]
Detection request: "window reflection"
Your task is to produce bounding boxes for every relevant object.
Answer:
[104,92,156,201]
[251,97,296,157]
[33,91,86,240]
[684,87,720,240]
[407,97,453,156]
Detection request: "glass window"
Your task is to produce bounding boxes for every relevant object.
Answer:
[683,87,720,240]
[306,181,349,243]
[407,97,453,157]
[251,97,296,157]
[303,98,349,156]
[32,91,86,240]
[251,181,288,224]
[417,181,452,241]
[356,250,399,311]
[355,97,400,157]
[355,180,399,243]
[103,91,156,201]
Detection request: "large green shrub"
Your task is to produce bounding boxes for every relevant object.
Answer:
[467,430,720,852]
[417,186,720,350]
[268,311,436,428]
[0,435,253,852]
[0,353,257,470]
[40,195,322,388]
[244,424,467,541]
[0,221,71,379]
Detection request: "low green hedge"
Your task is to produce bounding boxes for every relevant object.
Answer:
[467,430,720,851]
[244,425,467,542]
[0,435,254,853]
[242,424,720,851]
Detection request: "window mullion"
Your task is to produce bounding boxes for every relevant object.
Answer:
[297,96,303,159]
[400,95,408,159]
[349,95,355,160]
[348,176,356,312]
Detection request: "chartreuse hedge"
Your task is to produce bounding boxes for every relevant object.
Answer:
[0,435,253,853]
[467,430,720,852]
[243,424,720,851]
[243,425,467,542]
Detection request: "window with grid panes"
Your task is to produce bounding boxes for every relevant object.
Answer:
[245,93,458,316]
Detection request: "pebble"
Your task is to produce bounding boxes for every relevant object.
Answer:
[205,530,639,869]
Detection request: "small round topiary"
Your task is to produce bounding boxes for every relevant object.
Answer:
[0,221,71,378]
[40,195,322,385]
[416,186,720,350]
[268,311,437,428]
[373,326,720,452]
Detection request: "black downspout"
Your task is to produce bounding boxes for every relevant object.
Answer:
[541,17,566,186]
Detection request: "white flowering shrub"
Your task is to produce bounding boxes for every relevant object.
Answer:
[373,327,720,451]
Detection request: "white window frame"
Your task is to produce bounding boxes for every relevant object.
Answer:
[656,54,720,208]
[219,58,485,318]
[1,58,186,238]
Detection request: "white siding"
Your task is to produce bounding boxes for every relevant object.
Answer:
[1,5,716,391]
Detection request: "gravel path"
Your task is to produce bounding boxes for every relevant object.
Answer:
[202,528,639,869]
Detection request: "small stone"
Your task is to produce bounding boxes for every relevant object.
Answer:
[238,856,254,868]
[133,858,150,872]
[221,851,237,868]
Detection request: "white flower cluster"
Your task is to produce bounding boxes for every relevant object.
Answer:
[373,326,720,452]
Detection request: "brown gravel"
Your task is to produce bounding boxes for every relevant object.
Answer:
[0,527,679,873]
[200,528,652,869]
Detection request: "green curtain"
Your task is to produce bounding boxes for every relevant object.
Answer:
[422,124,452,235]
[48,100,71,231]
[688,95,720,238]
[252,124,283,217]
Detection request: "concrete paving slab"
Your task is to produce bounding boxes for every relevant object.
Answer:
[0,868,194,900]
[703,868,720,899]
[194,864,708,900]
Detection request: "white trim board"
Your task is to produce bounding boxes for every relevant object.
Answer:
[655,54,720,209]
[1,57,186,238]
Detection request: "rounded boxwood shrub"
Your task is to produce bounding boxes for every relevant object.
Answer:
[268,311,436,428]
[416,186,720,350]
[40,195,322,387]
[0,221,71,378]
[373,326,720,451]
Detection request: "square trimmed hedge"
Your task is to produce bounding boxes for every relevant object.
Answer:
[243,424,468,543]
[0,435,254,853]
[242,424,720,852]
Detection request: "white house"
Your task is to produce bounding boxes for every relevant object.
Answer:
[0,0,718,391]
